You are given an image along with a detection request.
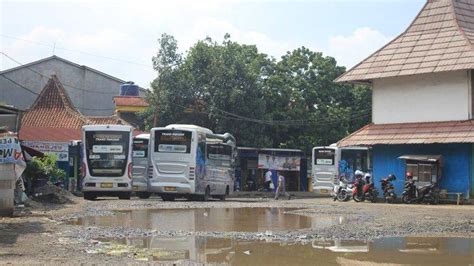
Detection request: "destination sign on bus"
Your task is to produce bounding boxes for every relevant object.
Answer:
[93,134,122,142]
[155,130,191,153]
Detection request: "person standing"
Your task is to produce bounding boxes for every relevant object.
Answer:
[274,172,291,200]
[264,169,272,191]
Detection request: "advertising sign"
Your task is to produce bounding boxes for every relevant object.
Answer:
[22,141,69,162]
[258,154,300,171]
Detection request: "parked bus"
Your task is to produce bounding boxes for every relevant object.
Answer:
[132,133,152,199]
[312,144,370,195]
[81,125,133,200]
[148,124,236,201]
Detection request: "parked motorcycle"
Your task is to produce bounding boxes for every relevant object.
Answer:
[332,176,353,202]
[353,173,378,203]
[380,174,397,203]
[402,178,439,204]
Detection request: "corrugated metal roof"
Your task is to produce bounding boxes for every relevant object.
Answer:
[336,0,474,83]
[338,119,474,147]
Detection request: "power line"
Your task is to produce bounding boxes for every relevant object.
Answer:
[1,34,152,68]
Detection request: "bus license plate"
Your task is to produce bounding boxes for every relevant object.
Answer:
[101,183,113,188]
[320,189,329,194]
[164,186,176,191]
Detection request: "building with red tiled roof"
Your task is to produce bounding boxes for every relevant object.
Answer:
[19,75,132,176]
[335,0,474,199]
[113,94,149,129]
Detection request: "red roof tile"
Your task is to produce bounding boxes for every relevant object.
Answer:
[19,75,133,142]
[114,96,148,107]
[338,120,474,147]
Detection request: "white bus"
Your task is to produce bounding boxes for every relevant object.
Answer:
[312,144,370,195]
[148,124,236,201]
[81,125,133,200]
[131,133,152,199]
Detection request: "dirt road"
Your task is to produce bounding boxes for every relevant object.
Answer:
[0,196,473,264]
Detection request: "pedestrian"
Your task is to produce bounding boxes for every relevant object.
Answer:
[264,169,272,191]
[274,171,291,200]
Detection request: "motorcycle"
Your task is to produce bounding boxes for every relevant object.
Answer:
[332,176,353,202]
[380,175,397,203]
[352,175,378,203]
[401,179,439,204]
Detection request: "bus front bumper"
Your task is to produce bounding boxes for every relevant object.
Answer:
[148,181,193,194]
[82,181,132,192]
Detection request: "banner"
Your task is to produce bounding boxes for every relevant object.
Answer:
[0,136,26,180]
[258,154,300,171]
[22,141,69,162]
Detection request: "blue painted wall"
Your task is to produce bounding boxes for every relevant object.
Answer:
[372,144,471,198]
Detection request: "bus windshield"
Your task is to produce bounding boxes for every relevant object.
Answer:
[154,130,192,153]
[314,148,335,165]
[133,138,149,158]
[85,131,130,176]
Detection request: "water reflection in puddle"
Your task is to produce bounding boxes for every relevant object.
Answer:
[102,236,473,265]
[75,208,326,231]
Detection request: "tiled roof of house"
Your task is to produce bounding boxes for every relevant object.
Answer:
[337,120,474,147]
[336,0,474,83]
[20,75,88,130]
[114,96,149,107]
[19,75,131,142]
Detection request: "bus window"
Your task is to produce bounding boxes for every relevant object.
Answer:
[207,144,232,167]
[85,131,130,176]
[154,130,192,153]
[132,139,148,158]
[314,149,335,165]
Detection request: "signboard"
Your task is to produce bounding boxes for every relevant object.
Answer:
[0,137,24,164]
[22,141,69,162]
[0,136,26,180]
[258,154,300,171]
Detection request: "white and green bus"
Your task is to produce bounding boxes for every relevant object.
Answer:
[148,124,236,201]
[81,125,133,200]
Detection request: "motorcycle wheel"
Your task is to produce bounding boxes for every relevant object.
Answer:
[337,190,348,202]
[401,194,411,204]
[353,194,364,202]
[370,195,377,203]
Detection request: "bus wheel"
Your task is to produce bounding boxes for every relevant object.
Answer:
[203,187,210,201]
[84,192,96,201]
[161,195,175,201]
[137,192,151,199]
[218,186,229,201]
[118,193,131,200]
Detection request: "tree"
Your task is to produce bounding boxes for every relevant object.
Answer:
[143,33,371,152]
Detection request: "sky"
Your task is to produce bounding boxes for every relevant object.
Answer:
[0,0,426,88]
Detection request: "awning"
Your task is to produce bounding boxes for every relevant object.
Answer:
[398,155,442,163]
[338,120,474,147]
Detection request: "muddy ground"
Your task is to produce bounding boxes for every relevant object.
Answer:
[0,195,473,264]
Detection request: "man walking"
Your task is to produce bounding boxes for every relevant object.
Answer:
[274,171,291,200]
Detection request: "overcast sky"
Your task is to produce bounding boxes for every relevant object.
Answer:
[1,0,425,88]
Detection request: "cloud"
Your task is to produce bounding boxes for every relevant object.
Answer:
[175,16,296,59]
[328,27,392,68]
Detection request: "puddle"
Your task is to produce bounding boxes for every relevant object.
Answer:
[74,208,319,232]
[95,236,474,264]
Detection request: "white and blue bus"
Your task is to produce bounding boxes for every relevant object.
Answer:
[312,144,370,195]
[148,124,236,201]
[81,125,133,200]
[132,133,152,199]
